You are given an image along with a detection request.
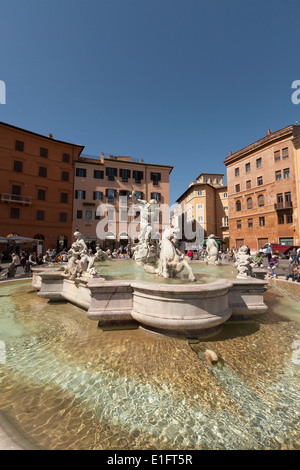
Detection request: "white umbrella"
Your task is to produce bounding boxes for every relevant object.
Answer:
[0,236,39,244]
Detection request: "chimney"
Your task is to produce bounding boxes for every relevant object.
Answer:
[267,129,272,135]
[48,133,53,139]
[100,152,104,163]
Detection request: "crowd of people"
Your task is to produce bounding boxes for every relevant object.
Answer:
[2,242,300,283]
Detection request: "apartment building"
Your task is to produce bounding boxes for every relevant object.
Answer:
[224,125,300,251]
[0,121,84,250]
[73,153,173,249]
[175,173,229,250]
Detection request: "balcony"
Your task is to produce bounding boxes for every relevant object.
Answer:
[1,193,32,205]
[274,201,293,210]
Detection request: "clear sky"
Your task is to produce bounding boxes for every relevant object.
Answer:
[0,0,299,205]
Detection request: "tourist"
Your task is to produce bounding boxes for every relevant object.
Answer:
[19,253,27,269]
[266,245,272,262]
[252,252,263,267]
[286,263,299,282]
[290,247,297,264]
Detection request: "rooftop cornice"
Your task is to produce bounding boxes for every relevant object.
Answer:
[224,125,300,166]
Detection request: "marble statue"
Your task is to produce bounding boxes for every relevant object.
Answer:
[235,245,253,278]
[142,225,196,281]
[129,190,160,266]
[61,231,101,280]
[206,234,221,265]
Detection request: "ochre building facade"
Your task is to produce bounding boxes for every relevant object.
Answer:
[0,121,84,250]
[225,125,300,251]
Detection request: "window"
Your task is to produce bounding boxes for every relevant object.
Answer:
[197,204,203,209]
[283,168,290,179]
[36,210,44,221]
[236,200,241,211]
[246,180,251,189]
[61,192,68,203]
[224,206,228,211]
[60,212,67,222]
[40,147,48,158]
[76,168,86,178]
[106,188,116,203]
[257,176,263,186]
[286,214,293,224]
[121,210,127,222]
[62,153,70,163]
[15,140,24,151]
[223,192,228,198]
[247,198,252,209]
[13,160,23,172]
[93,191,103,201]
[37,189,46,201]
[120,169,131,182]
[62,171,69,181]
[248,218,253,228]
[151,192,161,201]
[282,147,289,159]
[210,178,214,184]
[237,220,242,229]
[134,191,143,200]
[107,208,115,220]
[278,214,284,224]
[151,172,161,186]
[275,170,282,181]
[85,210,93,220]
[106,167,117,181]
[235,168,239,177]
[133,171,143,184]
[216,178,220,184]
[204,177,208,183]
[39,166,47,177]
[256,158,262,168]
[94,170,104,179]
[11,185,21,199]
[259,216,265,227]
[198,216,203,222]
[198,190,203,196]
[258,194,264,207]
[245,162,251,173]
[77,210,83,219]
[277,193,283,204]
[274,150,280,162]
[10,207,19,219]
[75,190,86,199]
[285,192,291,203]
[235,184,240,193]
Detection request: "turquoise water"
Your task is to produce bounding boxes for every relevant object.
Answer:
[0,276,299,450]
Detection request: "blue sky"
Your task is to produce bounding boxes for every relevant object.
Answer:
[0,0,299,205]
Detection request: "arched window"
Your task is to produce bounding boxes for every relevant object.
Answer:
[236,200,241,212]
[258,194,264,207]
[247,197,252,209]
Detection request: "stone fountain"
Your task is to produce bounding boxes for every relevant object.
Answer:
[33,194,268,339]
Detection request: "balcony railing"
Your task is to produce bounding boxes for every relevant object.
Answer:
[274,201,293,210]
[1,193,32,205]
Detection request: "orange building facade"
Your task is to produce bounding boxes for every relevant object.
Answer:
[175,173,229,250]
[0,122,84,250]
[72,153,173,249]
[225,125,300,251]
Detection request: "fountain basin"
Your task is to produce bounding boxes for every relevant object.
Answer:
[130,279,233,338]
[34,265,269,339]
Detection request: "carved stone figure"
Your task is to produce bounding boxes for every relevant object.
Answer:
[130,191,159,242]
[235,245,253,278]
[206,234,221,265]
[142,226,196,281]
[62,231,100,280]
